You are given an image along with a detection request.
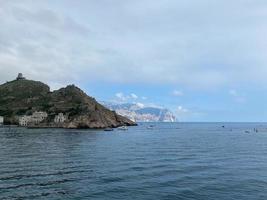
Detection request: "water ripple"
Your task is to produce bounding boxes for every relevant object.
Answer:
[1,123,267,200]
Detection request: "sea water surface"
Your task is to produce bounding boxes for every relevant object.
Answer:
[0,123,267,200]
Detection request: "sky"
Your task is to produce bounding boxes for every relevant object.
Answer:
[0,0,267,122]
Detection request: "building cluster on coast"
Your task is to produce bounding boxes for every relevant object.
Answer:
[19,111,48,126]
[0,73,136,129]
[18,111,67,127]
[0,112,67,127]
[0,74,67,127]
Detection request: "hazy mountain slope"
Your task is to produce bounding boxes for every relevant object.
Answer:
[103,102,176,122]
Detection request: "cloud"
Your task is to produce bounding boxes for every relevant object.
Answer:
[229,89,238,96]
[0,1,92,88]
[176,106,189,114]
[115,92,126,101]
[175,105,206,121]
[175,106,190,121]
[130,93,138,99]
[13,8,90,36]
[172,90,184,96]
[1,1,267,90]
[136,102,145,108]
[115,92,139,102]
[229,89,246,103]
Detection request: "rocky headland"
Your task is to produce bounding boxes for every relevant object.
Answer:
[0,75,136,129]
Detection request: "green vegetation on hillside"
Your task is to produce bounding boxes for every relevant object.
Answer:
[0,78,135,128]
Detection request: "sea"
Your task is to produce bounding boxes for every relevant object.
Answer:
[0,122,267,200]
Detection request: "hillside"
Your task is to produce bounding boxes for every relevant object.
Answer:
[0,77,136,128]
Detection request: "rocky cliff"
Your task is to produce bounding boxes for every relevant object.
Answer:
[103,102,176,122]
[0,78,136,128]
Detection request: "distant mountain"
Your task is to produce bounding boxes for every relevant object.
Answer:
[103,102,176,122]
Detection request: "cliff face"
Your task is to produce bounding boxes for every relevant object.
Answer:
[0,79,136,128]
[103,102,176,122]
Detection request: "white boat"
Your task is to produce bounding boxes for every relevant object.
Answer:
[118,126,128,131]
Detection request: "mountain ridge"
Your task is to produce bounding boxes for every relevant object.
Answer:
[103,102,176,122]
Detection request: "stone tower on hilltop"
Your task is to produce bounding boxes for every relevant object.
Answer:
[16,73,26,80]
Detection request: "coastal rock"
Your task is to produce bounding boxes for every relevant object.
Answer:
[0,77,136,128]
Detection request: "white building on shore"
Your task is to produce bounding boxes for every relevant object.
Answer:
[0,116,3,125]
[19,111,48,127]
[31,111,48,123]
[19,115,32,127]
[54,113,66,123]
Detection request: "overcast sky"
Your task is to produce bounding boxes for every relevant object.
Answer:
[1,0,267,121]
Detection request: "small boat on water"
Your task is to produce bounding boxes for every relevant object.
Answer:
[104,128,114,132]
[147,125,155,129]
[118,126,128,131]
